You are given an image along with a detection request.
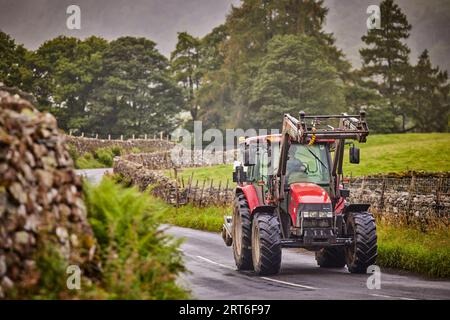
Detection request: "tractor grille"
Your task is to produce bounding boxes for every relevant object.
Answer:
[302,218,332,228]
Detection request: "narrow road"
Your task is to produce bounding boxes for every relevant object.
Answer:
[75,168,112,185]
[167,225,450,300]
[76,169,450,300]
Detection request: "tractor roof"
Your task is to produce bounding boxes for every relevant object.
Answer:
[240,134,335,145]
[240,134,282,145]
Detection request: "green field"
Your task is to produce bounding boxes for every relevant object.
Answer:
[168,133,450,183]
[344,133,450,176]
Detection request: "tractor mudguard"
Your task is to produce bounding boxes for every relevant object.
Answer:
[343,203,371,214]
[252,205,277,216]
[236,185,261,213]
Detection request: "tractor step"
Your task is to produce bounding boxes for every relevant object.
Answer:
[222,215,233,246]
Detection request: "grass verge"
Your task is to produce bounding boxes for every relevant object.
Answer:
[377,223,450,278]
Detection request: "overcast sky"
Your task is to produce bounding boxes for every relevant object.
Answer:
[0,0,240,56]
[1,0,448,71]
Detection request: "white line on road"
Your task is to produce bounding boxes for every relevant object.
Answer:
[196,255,235,270]
[194,254,318,290]
[260,277,318,290]
[370,293,416,300]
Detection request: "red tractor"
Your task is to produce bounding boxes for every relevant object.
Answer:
[222,111,377,275]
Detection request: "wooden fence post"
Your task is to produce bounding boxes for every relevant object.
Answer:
[224,179,229,206]
[193,180,199,204]
[199,180,206,207]
[217,180,222,205]
[174,168,179,208]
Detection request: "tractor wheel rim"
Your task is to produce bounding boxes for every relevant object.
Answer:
[253,222,260,266]
[347,221,356,265]
[235,212,242,256]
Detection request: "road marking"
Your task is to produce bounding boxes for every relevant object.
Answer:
[260,277,318,290]
[196,255,235,270]
[194,254,318,290]
[370,293,416,300]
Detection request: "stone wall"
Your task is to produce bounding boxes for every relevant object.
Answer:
[348,175,449,226]
[66,135,174,155]
[121,149,237,170]
[0,91,98,298]
[113,158,233,207]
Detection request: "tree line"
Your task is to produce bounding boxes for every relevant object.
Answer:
[1,0,448,135]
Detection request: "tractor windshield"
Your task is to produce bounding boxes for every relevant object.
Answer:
[286,143,330,185]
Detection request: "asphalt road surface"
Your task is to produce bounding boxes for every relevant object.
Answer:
[76,169,450,300]
[168,225,450,300]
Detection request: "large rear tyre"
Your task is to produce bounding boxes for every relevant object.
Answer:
[251,213,282,275]
[315,247,346,268]
[345,212,378,273]
[232,194,253,270]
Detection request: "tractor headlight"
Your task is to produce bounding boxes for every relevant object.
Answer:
[319,211,333,218]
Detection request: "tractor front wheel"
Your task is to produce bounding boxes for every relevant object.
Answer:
[232,194,253,270]
[251,213,282,275]
[345,212,378,273]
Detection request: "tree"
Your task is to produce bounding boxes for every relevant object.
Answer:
[31,36,109,132]
[406,50,449,132]
[359,0,412,131]
[170,32,202,121]
[32,36,81,117]
[248,35,345,129]
[344,77,397,133]
[52,36,108,132]
[193,0,351,130]
[0,31,34,92]
[91,37,182,136]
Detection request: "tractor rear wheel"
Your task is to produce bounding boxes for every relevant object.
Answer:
[251,213,282,275]
[315,247,346,268]
[232,194,253,270]
[345,212,378,273]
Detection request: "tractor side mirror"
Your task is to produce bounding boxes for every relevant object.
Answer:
[232,166,247,183]
[349,145,360,164]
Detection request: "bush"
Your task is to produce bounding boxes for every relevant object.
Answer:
[67,144,80,162]
[94,148,114,167]
[75,152,104,169]
[110,145,123,157]
[83,178,189,299]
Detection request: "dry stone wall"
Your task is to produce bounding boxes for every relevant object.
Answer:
[0,91,98,298]
[348,175,449,226]
[113,158,233,207]
[121,148,237,170]
[66,135,174,155]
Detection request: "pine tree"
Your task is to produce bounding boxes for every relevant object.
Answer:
[407,50,449,132]
[359,0,412,131]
